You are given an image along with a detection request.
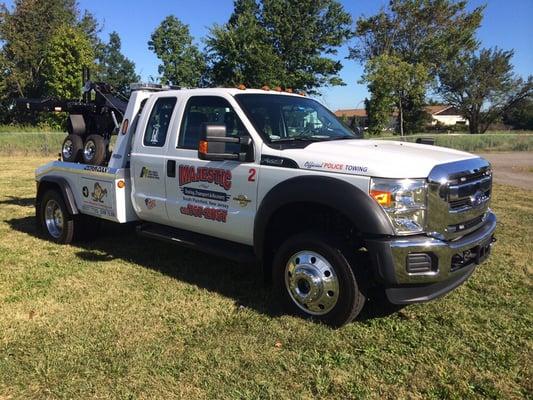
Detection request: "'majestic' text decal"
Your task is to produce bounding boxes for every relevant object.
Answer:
[179,165,232,190]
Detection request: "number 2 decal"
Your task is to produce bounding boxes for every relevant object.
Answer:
[248,168,256,182]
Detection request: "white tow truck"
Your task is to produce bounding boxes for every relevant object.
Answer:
[34,85,496,326]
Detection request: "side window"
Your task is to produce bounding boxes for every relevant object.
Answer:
[143,97,177,147]
[178,96,247,150]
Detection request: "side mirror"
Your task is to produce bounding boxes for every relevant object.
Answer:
[198,123,253,162]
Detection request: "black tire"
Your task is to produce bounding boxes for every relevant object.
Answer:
[82,135,108,166]
[38,190,76,244]
[273,232,366,327]
[61,134,84,163]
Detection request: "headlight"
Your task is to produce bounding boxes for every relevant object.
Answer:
[370,178,427,235]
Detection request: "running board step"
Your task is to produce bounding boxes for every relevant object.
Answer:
[136,223,256,264]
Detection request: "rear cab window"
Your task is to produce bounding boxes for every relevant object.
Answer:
[143,97,177,147]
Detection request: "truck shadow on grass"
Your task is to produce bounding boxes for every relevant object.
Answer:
[7,213,403,324]
[0,196,35,207]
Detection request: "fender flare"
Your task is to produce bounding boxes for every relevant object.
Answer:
[36,176,79,215]
[253,175,394,259]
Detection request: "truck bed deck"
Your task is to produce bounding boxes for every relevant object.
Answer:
[36,161,138,223]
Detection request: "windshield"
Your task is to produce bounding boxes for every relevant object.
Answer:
[235,94,359,143]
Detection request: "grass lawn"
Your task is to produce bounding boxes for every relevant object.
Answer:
[376,133,533,152]
[0,132,63,157]
[0,156,532,399]
[1,131,533,157]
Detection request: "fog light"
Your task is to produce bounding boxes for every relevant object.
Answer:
[406,253,435,274]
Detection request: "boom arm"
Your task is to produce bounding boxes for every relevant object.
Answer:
[16,81,128,139]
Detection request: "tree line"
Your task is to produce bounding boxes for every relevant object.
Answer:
[1,0,531,133]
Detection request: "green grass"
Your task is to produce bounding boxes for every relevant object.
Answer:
[376,133,533,152]
[0,124,61,133]
[1,131,533,156]
[0,132,64,156]
[0,156,532,399]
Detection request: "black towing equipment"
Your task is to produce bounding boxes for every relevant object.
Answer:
[17,68,128,166]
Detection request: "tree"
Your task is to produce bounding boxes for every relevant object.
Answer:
[78,10,102,51]
[0,0,99,123]
[261,0,352,93]
[361,54,429,135]
[350,0,484,133]
[206,0,352,93]
[148,16,205,87]
[503,97,533,130]
[437,48,533,133]
[41,25,94,99]
[0,53,10,123]
[96,32,139,95]
[0,0,77,97]
[206,0,281,88]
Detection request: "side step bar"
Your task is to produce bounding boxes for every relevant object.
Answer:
[136,223,257,264]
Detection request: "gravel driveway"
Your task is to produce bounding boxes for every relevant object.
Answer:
[477,152,533,190]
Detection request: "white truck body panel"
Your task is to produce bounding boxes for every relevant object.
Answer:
[35,87,480,242]
[280,139,476,179]
[36,161,137,223]
[130,90,264,245]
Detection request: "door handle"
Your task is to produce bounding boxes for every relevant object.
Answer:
[167,160,176,177]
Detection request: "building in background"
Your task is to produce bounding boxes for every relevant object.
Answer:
[335,105,468,130]
[425,105,468,126]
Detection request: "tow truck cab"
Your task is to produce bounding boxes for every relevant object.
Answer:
[35,86,496,327]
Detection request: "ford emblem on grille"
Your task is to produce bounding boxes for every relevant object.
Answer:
[470,190,487,207]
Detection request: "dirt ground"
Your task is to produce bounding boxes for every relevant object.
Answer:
[477,152,533,190]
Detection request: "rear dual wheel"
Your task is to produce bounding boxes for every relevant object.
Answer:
[62,135,83,163]
[273,232,366,327]
[82,135,108,165]
[61,134,108,165]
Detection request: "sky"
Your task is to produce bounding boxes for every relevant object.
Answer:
[5,0,533,111]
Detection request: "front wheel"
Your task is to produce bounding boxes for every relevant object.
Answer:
[273,232,366,327]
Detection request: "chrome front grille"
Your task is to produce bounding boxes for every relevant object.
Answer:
[448,174,491,213]
[427,158,492,240]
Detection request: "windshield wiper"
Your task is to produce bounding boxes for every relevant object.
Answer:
[272,136,329,143]
[329,135,357,141]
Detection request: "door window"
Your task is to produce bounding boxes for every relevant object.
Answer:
[143,97,177,147]
[178,96,247,151]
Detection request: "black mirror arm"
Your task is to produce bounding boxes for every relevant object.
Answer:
[206,135,253,145]
[202,152,240,161]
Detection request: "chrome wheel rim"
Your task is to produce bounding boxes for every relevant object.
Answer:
[62,139,73,160]
[44,199,63,239]
[285,250,339,315]
[83,140,96,161]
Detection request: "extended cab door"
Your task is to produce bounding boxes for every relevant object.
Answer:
[130,95,179,224]
[164,95,259,245]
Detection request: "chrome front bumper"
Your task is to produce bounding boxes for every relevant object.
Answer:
[365,211,497,304]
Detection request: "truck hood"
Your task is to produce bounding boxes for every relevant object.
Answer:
[280,139,478,178]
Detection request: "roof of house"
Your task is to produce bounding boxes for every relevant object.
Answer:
[334,109,367,118]
[334,105,457,118]
[425,105,454,115]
